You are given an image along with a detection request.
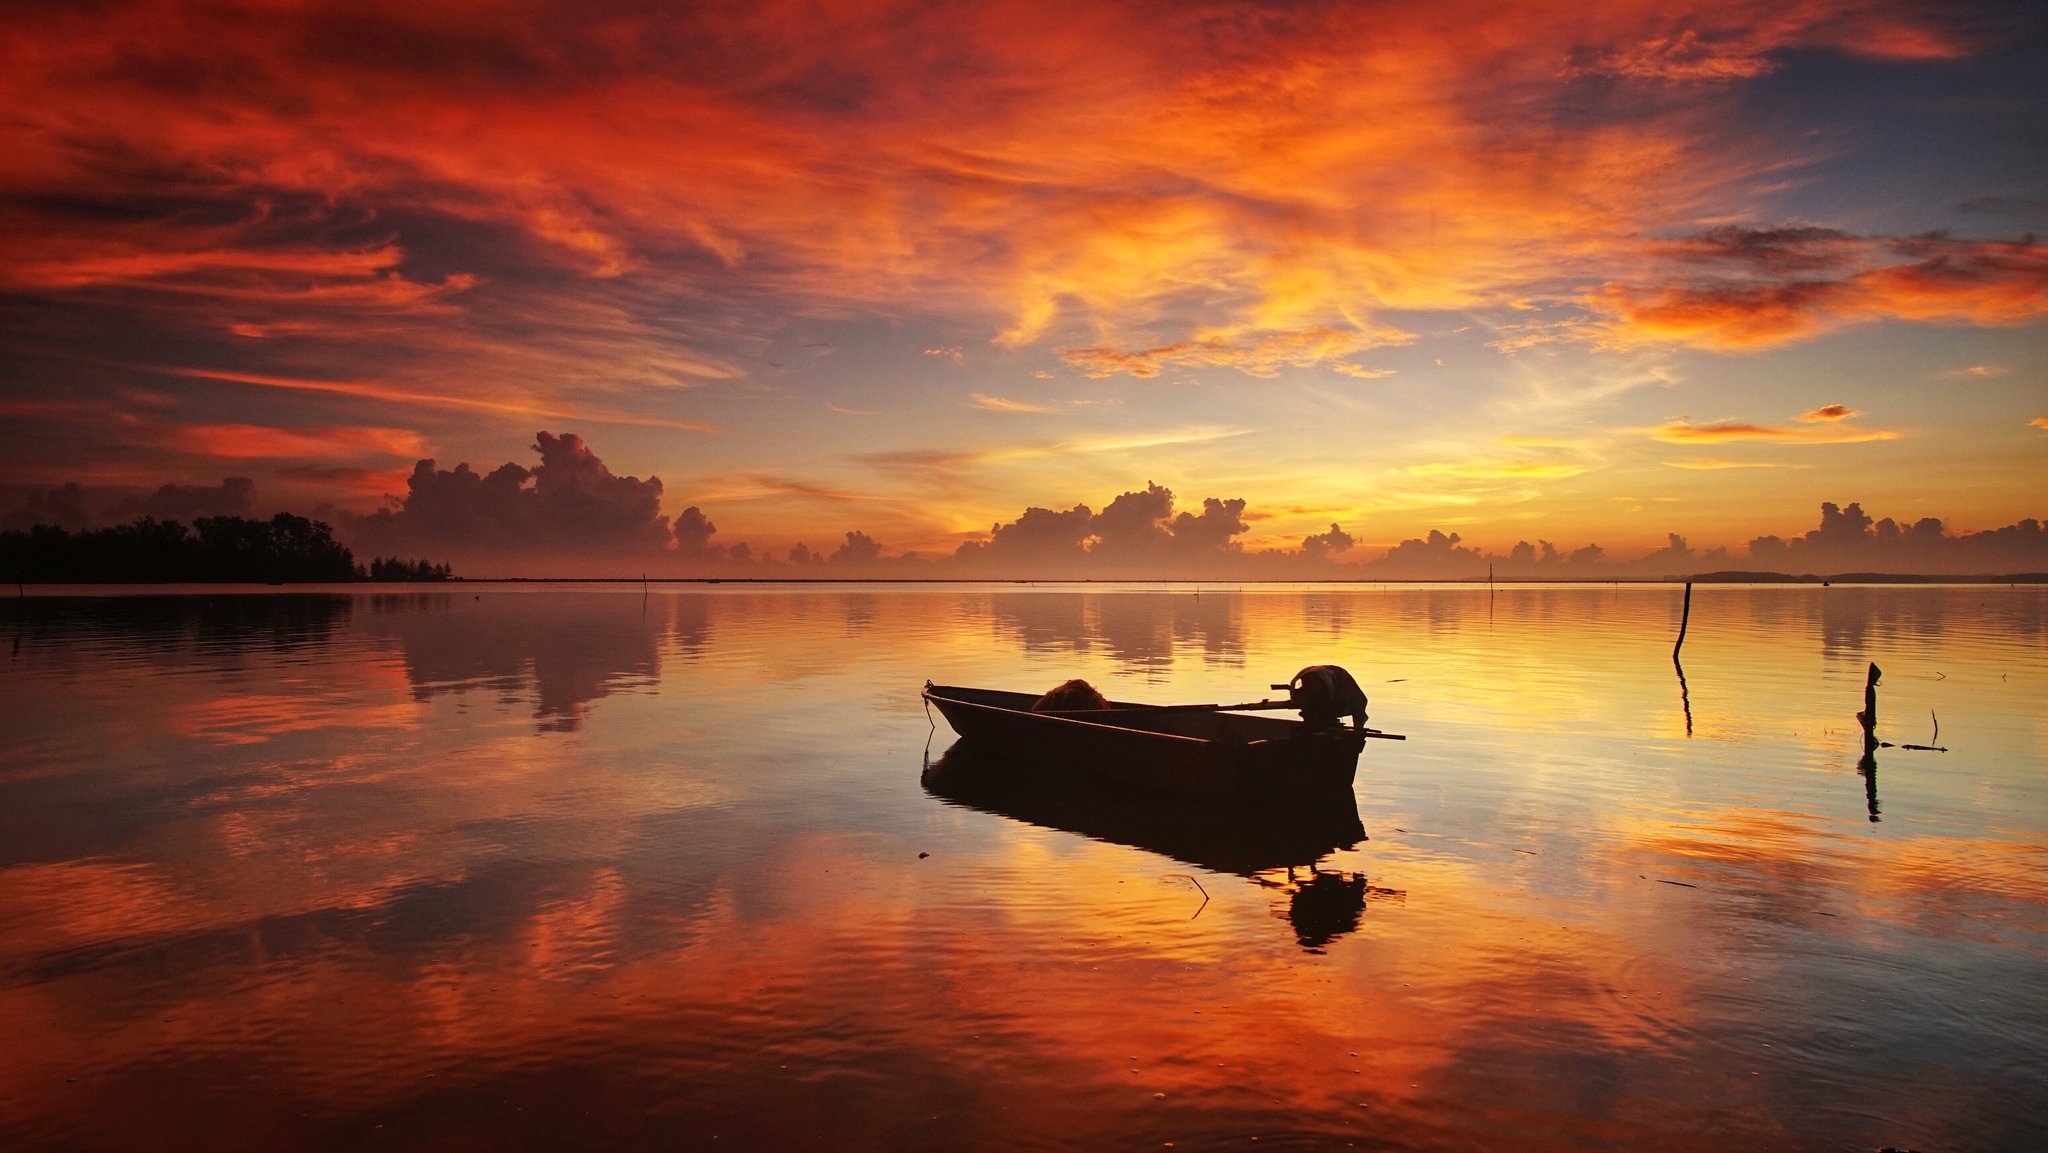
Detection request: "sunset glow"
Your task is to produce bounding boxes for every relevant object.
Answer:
[3,0,2043,575]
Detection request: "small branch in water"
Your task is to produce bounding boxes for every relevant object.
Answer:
[1164,873,1211,919]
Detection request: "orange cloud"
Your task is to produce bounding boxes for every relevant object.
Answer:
[1650,418,1900,444]
[0,0,1804,382]
[2031,417,2048,433]
[0,0,2035,533]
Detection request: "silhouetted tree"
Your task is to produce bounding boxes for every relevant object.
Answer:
[0,514,358,583]
[360,556,454,581]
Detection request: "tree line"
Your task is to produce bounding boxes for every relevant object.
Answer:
[0,515,454,584]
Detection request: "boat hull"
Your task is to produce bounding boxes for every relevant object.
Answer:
[922,684,1364,801]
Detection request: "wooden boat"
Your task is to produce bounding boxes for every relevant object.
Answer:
[921,676,1399,802]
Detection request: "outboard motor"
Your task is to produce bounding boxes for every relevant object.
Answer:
[1274,665,1368,729]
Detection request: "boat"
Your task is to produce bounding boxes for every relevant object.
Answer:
[920,666,1401,802]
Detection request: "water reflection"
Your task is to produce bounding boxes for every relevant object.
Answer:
[5,593,353,664]
[359,591,667,731]
[1260,867,1405,953]
[921,739,1386,951]
[984,590,1246,675]
[1,583,2043,1153]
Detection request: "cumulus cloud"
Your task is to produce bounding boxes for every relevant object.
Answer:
[831,530,883,565]
[1301,523,1355,561]
[1745,501,2048,575]
[1368,530,1491,579]
[949,482,1255,578]
[2,476,262,530]
[109,477,259,523]
[1,483,96,531]
[672,506,722,559]
[347,432,672,568]
[953,503,1098,573]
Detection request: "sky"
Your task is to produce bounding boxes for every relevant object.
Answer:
[2,0,2044,577]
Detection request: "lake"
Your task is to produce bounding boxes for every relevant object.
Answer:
[2,583,2043,1152]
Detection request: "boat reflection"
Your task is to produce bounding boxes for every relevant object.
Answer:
[923,738,1394,950]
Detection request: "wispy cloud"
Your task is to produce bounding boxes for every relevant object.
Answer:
[1332,363,1397,380]
[968,393,1058,414]
[1060,326,1410,380]
[1402,453,1600,481]
[1661,458,1795,470]
[157,367,721,433]
[160,425,432,461]
[1940,364,2009,380]
[1650,417,1900,444]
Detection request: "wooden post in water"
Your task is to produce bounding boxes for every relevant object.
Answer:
[1672,581,1692,661]
[1857,662,1882,753]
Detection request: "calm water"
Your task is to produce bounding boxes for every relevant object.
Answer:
[2,583,2043,1152]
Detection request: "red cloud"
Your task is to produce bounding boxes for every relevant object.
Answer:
[1799,404,1855,422]
[4,0,1999,400]
[1596,232,2048,350]
[169,425,431,461]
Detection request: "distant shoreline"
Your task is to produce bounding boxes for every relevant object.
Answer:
[9,572,2046,591]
